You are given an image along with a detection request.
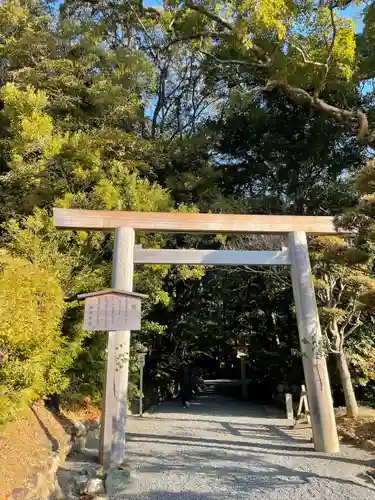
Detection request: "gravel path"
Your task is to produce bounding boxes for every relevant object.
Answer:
[122,390,375,500]
[56,388,375,499]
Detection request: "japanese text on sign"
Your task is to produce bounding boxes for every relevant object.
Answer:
[83,294,141,331]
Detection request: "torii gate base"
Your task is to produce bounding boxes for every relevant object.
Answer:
[54,209,341,467]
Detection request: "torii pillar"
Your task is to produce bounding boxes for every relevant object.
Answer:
[289,232,339,453]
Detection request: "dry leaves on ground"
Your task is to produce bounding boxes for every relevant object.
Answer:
[336,406,375,445]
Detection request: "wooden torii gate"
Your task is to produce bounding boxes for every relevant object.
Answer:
[54,208,344,467]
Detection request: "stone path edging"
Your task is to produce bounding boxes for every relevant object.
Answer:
[11,417,100,500]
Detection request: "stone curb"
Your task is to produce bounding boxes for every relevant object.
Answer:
[14,396,165,499]
[11,416,100,500]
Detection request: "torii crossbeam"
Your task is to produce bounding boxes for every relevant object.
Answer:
[54,208,343,468]
[53,208,345,234]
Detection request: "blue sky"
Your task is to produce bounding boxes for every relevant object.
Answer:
[343,3,365,32]
[144,0,163,7]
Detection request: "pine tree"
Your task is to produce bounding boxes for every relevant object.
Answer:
[311,236,375,418]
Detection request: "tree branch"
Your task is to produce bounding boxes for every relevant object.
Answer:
[329,318,342,352]
[339,295,361,342]
[167,1,374,148]
[200,50,269,68]
[289,42,327,68]
[327,4,337,66]
[328,276,337,307]
[333,278,345,307]
[185,0,234,31]
[265,80,370,144]
[163,31,230,51]
[356,71,375,82]
[123,0,158,59]
[152,66,167,138]
[343,312,362,339]
[185,1,270,64]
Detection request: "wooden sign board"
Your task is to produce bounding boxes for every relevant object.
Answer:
[83,293,141,331]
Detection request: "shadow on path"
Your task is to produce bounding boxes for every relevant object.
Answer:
[55,389,375,499]
[128,431,374,468]
[123,392,375,498]
[120,493,227,499]
[29,404,59,453]
[128,446,375,493]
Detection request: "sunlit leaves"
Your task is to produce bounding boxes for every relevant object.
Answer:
[343,157,375,245]
[333,19,356,80]
[0,0,52,71]
[310,234,375,362]
[237,0,292,39]
[288,6,355,89]
[0,250,67,423]
[355,158,375,195]
[163,1,357,96]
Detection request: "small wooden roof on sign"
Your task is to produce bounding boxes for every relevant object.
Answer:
[77,288,148,300]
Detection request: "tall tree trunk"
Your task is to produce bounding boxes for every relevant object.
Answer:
[335,351,358,419]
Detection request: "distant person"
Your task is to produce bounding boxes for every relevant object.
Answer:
[197,369,206,392]
[192,367,205,393]
[178,362,192,407]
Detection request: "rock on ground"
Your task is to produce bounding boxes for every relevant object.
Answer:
[56,387,375,499]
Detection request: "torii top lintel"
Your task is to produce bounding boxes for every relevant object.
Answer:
[53,208,350,235]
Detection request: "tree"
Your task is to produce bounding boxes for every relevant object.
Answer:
[311,236,375,418]
[0,0,211,414]
[149,1,375,147]
[0,0,183,415]
[335,154,375,411]
[206,89,365,215]
[147,76,368,406]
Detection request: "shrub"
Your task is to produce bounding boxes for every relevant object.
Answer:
[0,250,66,424]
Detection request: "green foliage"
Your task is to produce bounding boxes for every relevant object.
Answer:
[346,329,375,386]
[0,0,178,422]
[162,1,357,94]
[1,82,171,216]
[310,235,370,266]
[355,158,375,195]
[310,235,375,394]
[0,251,67,423]
[236,0,292,39]
[0,0,52,74]
[0,0,374,423]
